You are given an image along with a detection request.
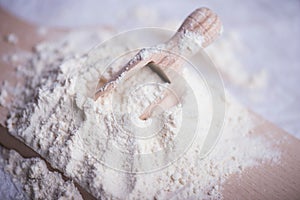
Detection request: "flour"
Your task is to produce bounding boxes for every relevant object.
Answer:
[178,30,204,54]
[0,146,83,200]
[205,31,268,90]
[4,33,19,45]
[0,29,280,199]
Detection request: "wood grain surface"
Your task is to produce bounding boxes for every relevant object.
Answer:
[222,113,300,200]
[0,7,299,200]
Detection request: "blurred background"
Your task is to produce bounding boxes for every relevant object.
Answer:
[0,0,299,138]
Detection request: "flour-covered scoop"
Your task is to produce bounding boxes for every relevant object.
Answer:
[95,8,222,100]
[95,8,222,120]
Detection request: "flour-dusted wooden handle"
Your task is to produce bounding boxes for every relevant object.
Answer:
[150,7,222,73]
[94,7,222,100]
[166,7,222,56]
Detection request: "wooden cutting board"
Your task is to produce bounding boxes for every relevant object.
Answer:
[0,7,299,200]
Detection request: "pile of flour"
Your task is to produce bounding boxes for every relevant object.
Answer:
[0,146,82,199]
[0,30,280,199]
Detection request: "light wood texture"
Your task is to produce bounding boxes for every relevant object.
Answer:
[222,112,300,199]
[0,7,299,200]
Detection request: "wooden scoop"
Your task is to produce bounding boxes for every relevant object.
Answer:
[94,7,222,101]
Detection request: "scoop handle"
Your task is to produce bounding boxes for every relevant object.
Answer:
[95,8,222,100]
[166,7,222,56]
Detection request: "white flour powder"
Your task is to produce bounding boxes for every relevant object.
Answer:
[0,147,82,199]
[206,31,268,90]
[0,30,280,199]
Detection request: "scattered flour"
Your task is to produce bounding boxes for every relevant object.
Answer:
[0,146,83,200]
[0,29,280,199]
[4,33,19,45]
[0,155,27,200]
[206,31,268,90]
